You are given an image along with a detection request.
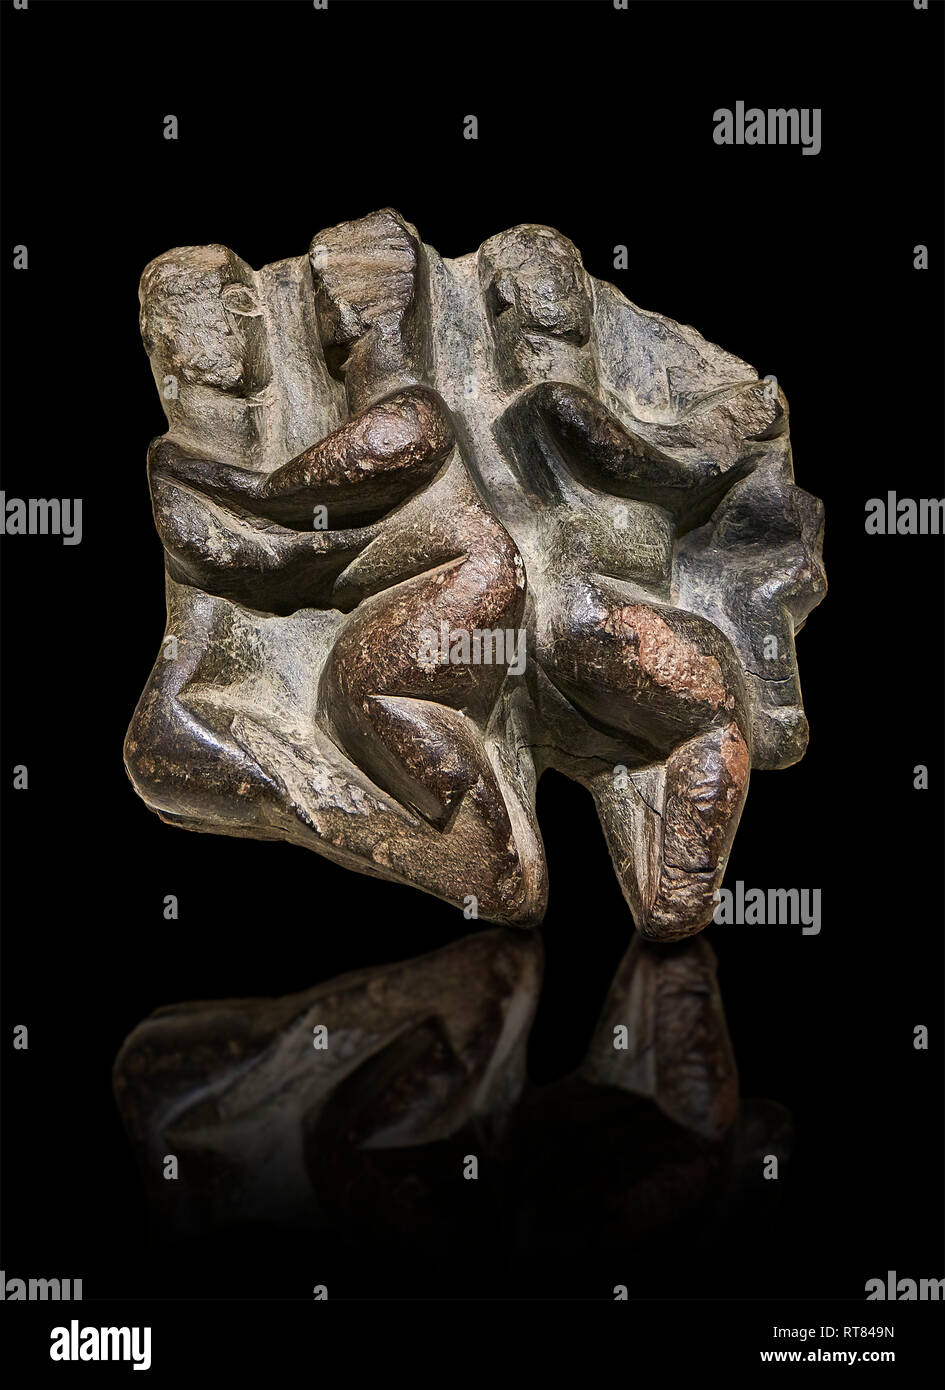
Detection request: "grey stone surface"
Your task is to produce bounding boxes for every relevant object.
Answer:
[126,211,825,941]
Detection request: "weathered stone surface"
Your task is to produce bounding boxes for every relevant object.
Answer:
[126,211,825,940]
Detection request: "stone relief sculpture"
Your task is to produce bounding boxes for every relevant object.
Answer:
[118,212,823,1252]
[124,210,825,942]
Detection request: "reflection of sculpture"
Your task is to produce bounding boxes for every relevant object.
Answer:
[114,929,791,1253]
[114,930,541,1238]
[125,209,825,941]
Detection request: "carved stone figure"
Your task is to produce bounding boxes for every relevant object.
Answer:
[125,211,825,941]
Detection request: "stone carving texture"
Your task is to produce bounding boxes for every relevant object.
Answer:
[125,211,825,941]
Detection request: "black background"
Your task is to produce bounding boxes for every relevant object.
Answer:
[1,0,942,1338]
